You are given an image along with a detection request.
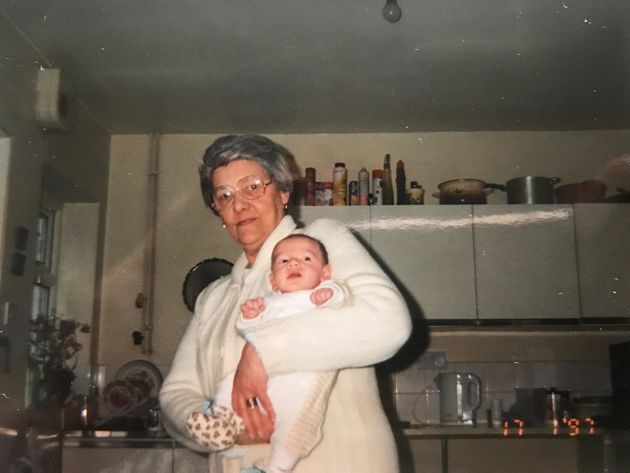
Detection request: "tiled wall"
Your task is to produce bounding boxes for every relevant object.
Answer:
[394,358,611,425]
[392,329,630,425]
[71,330,630,430]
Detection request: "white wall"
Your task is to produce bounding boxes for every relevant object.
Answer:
[99,131,630,372]
[0,134,10,280]
[0,12,110,421]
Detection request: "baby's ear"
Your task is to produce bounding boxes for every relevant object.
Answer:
[321,263,332,281]
[269,272,278,291]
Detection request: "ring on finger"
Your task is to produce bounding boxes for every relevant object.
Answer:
[246,397,258,409]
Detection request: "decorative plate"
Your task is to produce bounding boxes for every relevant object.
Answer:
[101,379,137,416]
[115,360,164,398]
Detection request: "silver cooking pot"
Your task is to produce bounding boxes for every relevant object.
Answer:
[505,176,561,204]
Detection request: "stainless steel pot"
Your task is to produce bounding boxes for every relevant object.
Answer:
[433,179,505,205]
[505,176,561,204]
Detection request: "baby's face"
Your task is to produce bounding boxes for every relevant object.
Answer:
[270,237,331,293]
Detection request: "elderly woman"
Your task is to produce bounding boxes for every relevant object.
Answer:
[159,135,412,473]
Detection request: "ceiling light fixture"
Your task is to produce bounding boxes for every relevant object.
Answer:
[382,0,402,23]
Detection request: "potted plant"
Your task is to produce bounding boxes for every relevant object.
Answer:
[28,310,90,407]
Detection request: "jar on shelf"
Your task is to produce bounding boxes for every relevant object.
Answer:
[408,181,425,205]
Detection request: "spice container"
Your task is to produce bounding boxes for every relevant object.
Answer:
[332,162,347,206]
[408,181,424,205]
[292,176,305,206]
[304,167,316,206]
[349,181,358,205]
[315,181,326,206]
[323,181,333,205]
[372,169,383,205]
[358,167,369,206]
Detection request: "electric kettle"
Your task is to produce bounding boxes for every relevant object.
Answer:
[435,372,482,426]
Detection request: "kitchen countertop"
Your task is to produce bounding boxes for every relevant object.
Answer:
[63,423,619,449]
[62,430,181,448]
[402,424,614,439]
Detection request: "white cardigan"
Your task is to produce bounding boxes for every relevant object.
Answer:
[159,216,412,473]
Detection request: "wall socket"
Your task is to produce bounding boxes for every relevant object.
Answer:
[416,351,447,369]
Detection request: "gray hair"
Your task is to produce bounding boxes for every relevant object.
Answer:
[199,135,295,213]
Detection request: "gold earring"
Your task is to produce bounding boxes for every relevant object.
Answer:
[222,223,226,229]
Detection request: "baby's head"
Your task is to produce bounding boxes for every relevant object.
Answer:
[270,234,331,293]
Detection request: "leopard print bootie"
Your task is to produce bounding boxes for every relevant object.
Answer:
[185,405,244,450]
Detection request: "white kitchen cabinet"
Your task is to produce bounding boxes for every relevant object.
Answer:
[62,447,173,473]
[298,204,629,322]
[403,438,442,473]
[404,436,607,473]
[574,204,630,318]
[173,447,208,472]
[473,205,579,319]
[370,206,477,320]
[448,438,578,473]
[297,206,371,244]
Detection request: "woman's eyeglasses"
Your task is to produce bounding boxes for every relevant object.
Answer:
[211,175,272,211]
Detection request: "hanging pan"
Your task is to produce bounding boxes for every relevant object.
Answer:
[182,258,233,312]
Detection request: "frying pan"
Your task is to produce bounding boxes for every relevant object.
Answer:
[182,258,233,312]
[432,179,505,204]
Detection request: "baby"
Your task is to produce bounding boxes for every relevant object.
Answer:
[186,234,349,473]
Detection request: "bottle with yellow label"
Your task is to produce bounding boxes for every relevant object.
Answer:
[332,162,348,206]
[408,181,425,205]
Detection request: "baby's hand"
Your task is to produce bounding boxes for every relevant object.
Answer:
[241,297,266,319]
[310,287,333,306]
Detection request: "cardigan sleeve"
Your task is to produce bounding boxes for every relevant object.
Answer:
[253,218,412,375]
[159,284,221,452]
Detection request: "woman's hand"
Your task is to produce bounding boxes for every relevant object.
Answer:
[232,342,276,444]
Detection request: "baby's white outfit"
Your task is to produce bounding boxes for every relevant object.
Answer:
[187,281,348,473]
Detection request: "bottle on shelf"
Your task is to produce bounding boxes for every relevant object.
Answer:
[292,175,305,206]
[408,181,424,205]
[304,167,316,206]
[315,181,325,206]
[396,160,407,205]
[349,180,358,205]
[332,162,348,206]
[358,167,369,206]
[382,154,394,205]
[323,181,333,205]
[372,169,383,205]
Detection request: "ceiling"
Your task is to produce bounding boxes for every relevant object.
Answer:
[2,0,629,134]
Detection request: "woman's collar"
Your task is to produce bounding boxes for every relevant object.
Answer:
[230,215,297,283]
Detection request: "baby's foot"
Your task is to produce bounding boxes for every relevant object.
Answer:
[186,405,244,450]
